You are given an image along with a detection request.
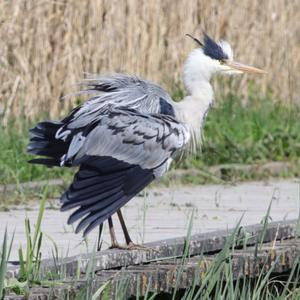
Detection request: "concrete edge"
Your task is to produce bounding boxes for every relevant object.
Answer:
[7,219,298,278]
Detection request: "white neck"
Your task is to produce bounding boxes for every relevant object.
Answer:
[175,81,214,138]
[173,39,237,151]
[175,49,216,152]
[175,81,213,152]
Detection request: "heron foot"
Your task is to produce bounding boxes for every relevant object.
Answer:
[109,242,158,252]
[126,242,158,252]
[109,242,127,250]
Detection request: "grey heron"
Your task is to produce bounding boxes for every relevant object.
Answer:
[27,33,266,249]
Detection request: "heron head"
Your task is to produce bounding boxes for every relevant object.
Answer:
[185,33,266,79]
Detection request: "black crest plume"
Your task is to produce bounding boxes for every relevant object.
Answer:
[185,34,203,47]
[203,33,228,60]
[186,32,228,61]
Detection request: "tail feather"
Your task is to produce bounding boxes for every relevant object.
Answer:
[28,158,61,167]
[62,184,123,212]
[69,190,123,225]
[28,120,156,236]
[68,176,124,201]
[27,121,68,167]
[76,195,127,235]
[71,170,126,190]
[61,156,154,236]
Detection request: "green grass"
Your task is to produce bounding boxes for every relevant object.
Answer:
[182,94,300,168]
[0,229,14,299]
[124,212,300,300]
[1,199,300,299]
[0,121,73,186]
[18,190,47,284]
[1,94,300,186]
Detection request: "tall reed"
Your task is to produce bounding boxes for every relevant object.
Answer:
[0,0,299,125]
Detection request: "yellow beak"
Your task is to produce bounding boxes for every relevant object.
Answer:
[224,60,267,74]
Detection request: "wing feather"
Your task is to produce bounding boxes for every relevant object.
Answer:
[28,73,192,235]
[64,74,173,130]
[61,108,190,174]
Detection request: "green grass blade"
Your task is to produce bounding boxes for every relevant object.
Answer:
[0,229,8,300]
[25,218,33,279]
[91,281,110,300]
[172,210,194,300]
[18,246,25,281]
[32,191,46,253]
[251,258,279,300]
[259,197,273,249]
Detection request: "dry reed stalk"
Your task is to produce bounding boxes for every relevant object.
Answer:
[2,76,20,126]
[0,0,299,124]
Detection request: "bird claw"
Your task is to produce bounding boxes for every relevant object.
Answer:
[109,242,158,252]
[109,242,127,250]
[126,242,159,253]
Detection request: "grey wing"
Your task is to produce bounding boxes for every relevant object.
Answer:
[28,75,182,235]
[57,108,190,235]
[63,108,190,177]
[59,73,175,132]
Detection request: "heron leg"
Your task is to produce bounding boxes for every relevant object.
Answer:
[108,216,121,248]
[117,209,158,252]
[117,209,132,245]
[97,223,103,252]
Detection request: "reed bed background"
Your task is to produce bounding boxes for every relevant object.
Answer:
[0,0,299,125]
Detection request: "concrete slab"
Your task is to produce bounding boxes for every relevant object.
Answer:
[1,179,300,261]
